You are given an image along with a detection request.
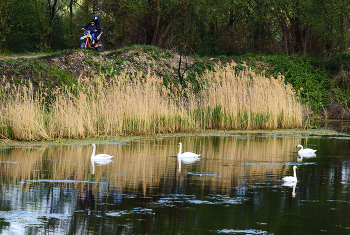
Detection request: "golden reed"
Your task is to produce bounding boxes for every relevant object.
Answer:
[0,63,304,141]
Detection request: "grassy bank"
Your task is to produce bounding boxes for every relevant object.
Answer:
[0,63,303,141]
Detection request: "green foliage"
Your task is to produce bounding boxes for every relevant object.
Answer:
[0,58,48,82]
[114,58,123,66]
[164,50,173,59]
[212,105,223,129]
[195,31,223,56]
[262,54,331,113]
[4,0,37,53]
[49,67,78,91]
[0,56,80,102]
[184,61,215,93]
[2,0,350,56]
[84,58,94,67]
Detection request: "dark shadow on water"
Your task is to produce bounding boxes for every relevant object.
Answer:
[318,119,350,132]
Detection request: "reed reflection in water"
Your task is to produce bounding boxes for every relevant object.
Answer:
[1,133,349,234]
[0,136,301,195]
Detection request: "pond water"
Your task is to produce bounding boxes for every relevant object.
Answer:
[1,130,350,235]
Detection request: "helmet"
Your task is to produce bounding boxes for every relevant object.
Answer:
[93,14,98,20]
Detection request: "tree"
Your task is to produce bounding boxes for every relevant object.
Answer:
[149,0,191,47]
[34,0,68,48]
[0,0,11,53]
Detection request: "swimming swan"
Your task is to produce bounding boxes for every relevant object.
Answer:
[90,143,113,160]
[177,142,201,158]
[282,165,298,182]
[296,144,317,157]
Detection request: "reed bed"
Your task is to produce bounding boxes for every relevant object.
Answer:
[197,64,303,129]
[0,63,304,141]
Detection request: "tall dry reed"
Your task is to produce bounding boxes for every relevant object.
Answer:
[195,63,303,129]
[0,63,304,141]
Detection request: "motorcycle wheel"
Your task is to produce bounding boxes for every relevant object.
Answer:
[95,38,105,52]
[78,40,86,49]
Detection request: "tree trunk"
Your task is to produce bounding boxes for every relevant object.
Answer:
[70,0,73,17]
[151,0,160,45]
[249,0,277,53]
[342,0,350,25]
[301,26,310,55]
[275,5,289,55]
[282,25,289,55]
[47,0,58,47]
[154,0,190,47]
[156,18,175,47]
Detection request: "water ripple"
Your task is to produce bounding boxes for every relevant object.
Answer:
[217,229,270,234]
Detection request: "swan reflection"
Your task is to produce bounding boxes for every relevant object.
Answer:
[297,153,316,163]
[282,181,297,197]
[91,158,113,174]
[177,156,200,172]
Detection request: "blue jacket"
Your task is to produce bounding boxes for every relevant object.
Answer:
[84,19,101,35]
[84,23,96,33]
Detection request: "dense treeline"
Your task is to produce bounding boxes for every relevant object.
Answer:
[1,0,350,55]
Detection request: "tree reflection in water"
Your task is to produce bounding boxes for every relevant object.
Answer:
[0,132,349,234]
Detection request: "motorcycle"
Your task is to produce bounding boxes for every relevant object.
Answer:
[78,30,104,52]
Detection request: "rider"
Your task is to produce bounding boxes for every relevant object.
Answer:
[82,14,101,46]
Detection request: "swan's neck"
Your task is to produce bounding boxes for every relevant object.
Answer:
[299,145,304,150]
[178,145,182,156]
[91,144,96,157]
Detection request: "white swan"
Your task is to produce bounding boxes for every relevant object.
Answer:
[177,142,201,158]
[296,144,317,157]
[282,165,298,182]
[90,143,113,160]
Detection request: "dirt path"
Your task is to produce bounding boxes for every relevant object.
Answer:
[0,51,111,60]
[0,54,47,60]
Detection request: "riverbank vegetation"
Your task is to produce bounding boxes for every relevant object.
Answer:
[0,62,303,141]
[2,0,350,139]
[234,53,350,119]
[1,45,350,140]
